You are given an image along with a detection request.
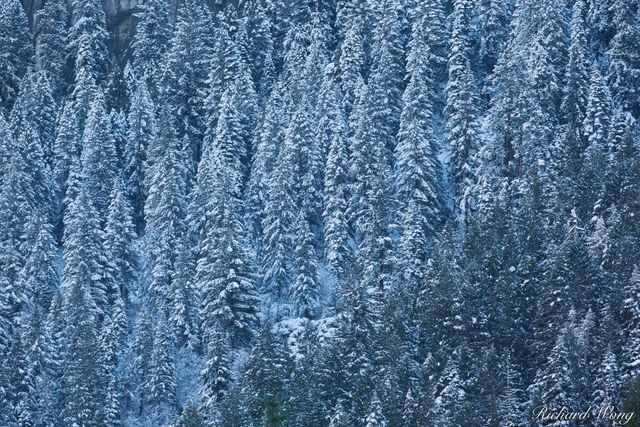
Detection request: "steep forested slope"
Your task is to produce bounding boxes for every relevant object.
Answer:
[1,0,640,425]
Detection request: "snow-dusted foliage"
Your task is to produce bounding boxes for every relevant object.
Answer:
[1,0,640,425]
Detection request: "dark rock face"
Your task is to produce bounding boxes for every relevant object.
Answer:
[20,0,47,23]
[21,0,142,65]
[102,0,139,18]
[20,0,225,63]
[21,0,140,23]
[106,0,140,64]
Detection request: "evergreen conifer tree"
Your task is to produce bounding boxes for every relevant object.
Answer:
[196,144,258,347]
[322,98,350,282]
[131,0,171,94]
[62,183,110,318]
[177,400,206,427]
[446,0,480,226]
[291,210,319,319]
[35,0,69,94]
[562,0,589,134]
[105,178,137,303]
[147,316,176,410]
[623,266,640,381]
[607,0,640,115]
[62,280,100,426]
[200,327,232,419]
[80,92,119,217]
[243,323,290,427]
[0,0,33,113]
[125,79,156,233]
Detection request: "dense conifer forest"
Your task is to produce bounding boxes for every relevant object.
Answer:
[1,0,640,425]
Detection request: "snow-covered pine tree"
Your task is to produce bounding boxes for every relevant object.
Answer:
[9,69,58,167]
[245,84,288,246]
[0,219,26,341]
[67,0,109,139]
[607,0,640,115]
[348,80,393,293]
[534,211,602,361]
[279,24,311,106]
[80,91,119,217]
[286,95,323,225]
[133,307,154,413]
[291,210,319,319]
[478,0,511,74]
[365,392,388,427]
[110,109,127,168]
[184,0,216,122]
[301,12,331,115]
[196,142,258,348]
[0,126,53,326]
[34,0,69,95]
[431,354,466,426]
[608,108,635,169]
[105,65,131,115]
[328,401,352,427]
[604,122,640,296]
[446,0,480,227]
[260,123,297,312]
[104,177,137,304]
[401,385,420,427]
[0,113,11,178]
[200,327,232,419]
[187,150,217,282]
[337,0,368,114]
[582,66,612,155]
[587,0,615,55]
[62,182,111,319]
[231,18,259,172]
[532,0,569,118]
[577,67,612,219]
[39,291,66,426]
[334,279,381,420]
[145,106,192,333]
[205,88,246,200]
[496,356,527,427]
[394,0,445,294]
[592,346,621,414]
[147,315,177,413]
[6,319,38,427]
[243,322,291,426]
[111,287,127,356]
[206,9,236,127]
[159,0,214,168]
[96,315,122,426]
[53,99,81,215]
[130,0,171,95]
[18,215,57,312]
[125,78,156,233]
[248,0,276,99]
[322,91,350,282]
[286,322,327,426]
[529,323,580,425]
[177,400,206,427]
[62,279,100,426]
[25,307,52,426]
[7,87,54,218]
[368,0,404,161]
[623,266,640,381]
[562,0,589,134]
[0,0,33,113]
